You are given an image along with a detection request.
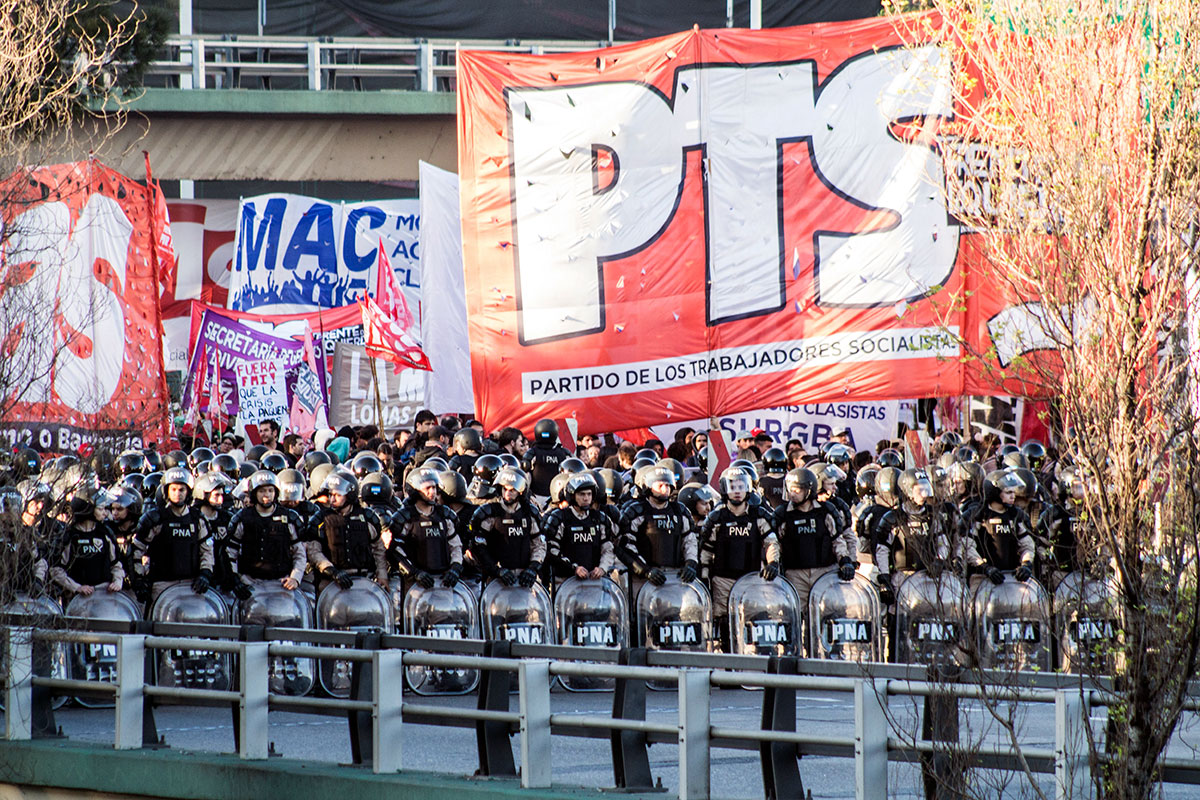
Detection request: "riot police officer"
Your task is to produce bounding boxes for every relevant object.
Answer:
[227,470,307,598]
[774,468,856,616]
[964,470,1036,588]
[50,494,125,600]
[544,472,618,585]
[617,464,699,597]
[874,468,953,606]
[448,428,484,480]
[758,447,789,510]
[193,471,235,591]
[0,482,51,602]
[521,419,572,508]
[700,466,780,649]
[469,466,546,587]
[305,471,389,591]
[387,467,463,592]
[131,467,215,605]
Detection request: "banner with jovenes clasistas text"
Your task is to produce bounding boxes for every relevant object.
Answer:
[0,161,172,452]
[458,15,1047,434]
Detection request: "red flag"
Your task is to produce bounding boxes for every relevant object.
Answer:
[554,417,577,453]
[360,294,432,372]
[376,239,414,328]
[144,152,176,292]
[206,347,226,433]
[706,428,732,488]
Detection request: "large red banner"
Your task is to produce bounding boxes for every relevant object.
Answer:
[0,162,171,452]
[457,15,1042,434]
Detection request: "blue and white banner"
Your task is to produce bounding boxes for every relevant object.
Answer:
[652,400,906,457]
[229,194,421,316]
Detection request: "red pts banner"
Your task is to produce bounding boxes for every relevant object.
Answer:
[458,16,1046,434]
[0,162,171,452]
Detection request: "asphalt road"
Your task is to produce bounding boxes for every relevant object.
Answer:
[21,681,1200,799]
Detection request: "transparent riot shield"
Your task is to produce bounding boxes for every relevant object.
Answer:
[896,571,968,666]
[1054,572,1121,674]
[480,581,554,646]
[64,591,142,707]
[554,576,629,692]
[402,582,481,695]
[809,572,883,662]
[238,583,315,696]
[315,577,392,698]
[150,582,233,691]
[728,574,801,657]
[973,574,1052,671]
[636,575,712,690]
[1,595,69,710]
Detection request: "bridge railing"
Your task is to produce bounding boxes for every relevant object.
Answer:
[4,621,1200,800]
[144,35,615,93]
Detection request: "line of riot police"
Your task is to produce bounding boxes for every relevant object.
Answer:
[0,425,1120,700]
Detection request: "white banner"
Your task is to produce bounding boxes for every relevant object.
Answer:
[652,400,905,456]
[229,193,421,316]
[419,162,474,414]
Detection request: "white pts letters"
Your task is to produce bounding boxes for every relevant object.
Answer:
[507,46,958,344]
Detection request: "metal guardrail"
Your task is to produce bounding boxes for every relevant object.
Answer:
[145,35,616,92]
[3,621,1199,800]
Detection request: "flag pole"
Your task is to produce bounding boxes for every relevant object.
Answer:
[368,352,385,431]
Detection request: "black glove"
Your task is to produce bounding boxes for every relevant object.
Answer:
[1014,564,1033,582]
[838,558,857,582]
[518,564,540,587]
[679,561,699,584]
[134,578,151,604]
[760,562,779,581]
[499,569,518,586]
[233,582,253,601]
[986,566,1006,585]
[442,565,462,588]
[647,567,667,586]
[877,574,895,606]
[191,570,212,595]
[415,571,436,589]
[331,569,354,589]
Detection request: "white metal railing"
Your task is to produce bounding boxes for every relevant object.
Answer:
[4,624,1200,800]
[145,36,617,92]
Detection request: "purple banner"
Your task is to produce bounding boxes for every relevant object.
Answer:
[183,309,328,421]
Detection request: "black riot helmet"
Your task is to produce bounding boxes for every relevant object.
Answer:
[362,471,396,505]
[119,473,145,497]
[321,470,359,505]
[548,472,571,505]
[144,450,164,473]
[949,461,984,497]
[855,466,879,499]
[1002,451,1029,470]
[117,450,147,478]
[1020,440,1047,471]
[497,453,520,470]
[784,467,819,504]
[437,470,468,504]
[351,452,384,479]
[276,469,306,504]
[533,419,558,446]
[824,443,853,468]
[194,471,233,505]
[728,459,759,487]
[308,463,336,499]
[473,453,503,484]
[677,483,719,518]
[877,449,904,469]
[874,466,902,506]
[718,466,752,502]
[260,450,290,474]
[245,444,269,464]
[423,456,450,473]
[559,457,587,475]
[210,453,240,481]
[302,450,332,474]
[983,468,1023,506]
[403,468,438,504]
[453,427,483,454]
[188,447,215,471]
[141,471,163,501]
[656,458,686,485]
[493,466,529,497]
[246,470,279,506]
[898,468,933,506]
[564,472,599,507]
[643,464,678,500]
[761,447,788,477]
[954,445,979,463]
[592,468,623,503]
[1010,468,1039,503]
